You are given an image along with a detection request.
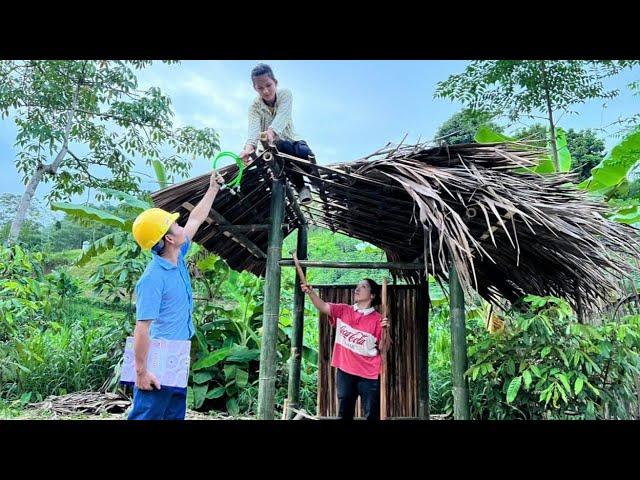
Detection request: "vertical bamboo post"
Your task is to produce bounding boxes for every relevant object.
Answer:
[380,278,389,419]
[257,162,285,420]
[286,224,308,419]
[417,283,429,419]
[450,259,470,420]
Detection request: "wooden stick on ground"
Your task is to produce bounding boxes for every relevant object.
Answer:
[288,407,318,420]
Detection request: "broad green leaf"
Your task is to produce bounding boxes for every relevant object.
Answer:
[474,125,515,144]
[541,346,551,359]
[226,346,261,363]
[556,382,568,403]
[534,156,556,174]
[197,255,220,273]
[193,371,214,384]
[302,345,319,365]
[223,364,238,382]
[99,188,151,211]
[192,347,232,371]
[193,384,208,409]
[51,202,127,228]
[574,377,584,395]
[19,392,32,405]
[557,373,571,393]
[555,127,572,172]
[506,376,522,403]
[75,232,130,266]
[205,386,226,399]
[152,159,169,189]
[545,388,553,406]
[14,363,32,374]
[609,206,640,225]
[538,387,549,402]
[531,127,572,174]
[585,381,600,397]
[587,127,640,192]
[235,369,249,388]
[522,370,532,389]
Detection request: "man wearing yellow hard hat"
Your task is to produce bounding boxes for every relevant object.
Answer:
[128,170,222,420]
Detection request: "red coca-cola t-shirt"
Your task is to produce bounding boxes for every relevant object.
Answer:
[328,303,383,380]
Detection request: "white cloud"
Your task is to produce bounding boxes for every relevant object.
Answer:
[180,72,245,118]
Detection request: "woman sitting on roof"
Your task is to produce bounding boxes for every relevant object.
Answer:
[301,278,390,420]
[239,63,316,205]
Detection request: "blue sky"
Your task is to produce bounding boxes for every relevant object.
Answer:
[1,60,638,199]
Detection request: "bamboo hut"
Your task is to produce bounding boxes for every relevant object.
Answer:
[152,139,640,420]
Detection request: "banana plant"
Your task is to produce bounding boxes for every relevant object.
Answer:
[580,127,640,195]
[50,160,171,265]
[51,188,151,266]
[474,125,573,174]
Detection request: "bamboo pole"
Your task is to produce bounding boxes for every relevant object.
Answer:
[279,260,424,270]
[450,259,470,420]
[417,284,429,419]
[286,225,308,419]
[257,168,285,420]
[380,278,389,419]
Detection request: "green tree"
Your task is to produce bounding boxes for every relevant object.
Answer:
[565,129,607,181]
[435,109,504,145]
[0,193,53,227]
[0,60,220,244]
[612,80,640,136]
[44,209,118,252]
[513,124,606,181]
[512,123,548,147]
[0,219,45,249]
[435,61,639,171]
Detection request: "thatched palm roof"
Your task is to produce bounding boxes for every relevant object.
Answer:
[151,142,640,311]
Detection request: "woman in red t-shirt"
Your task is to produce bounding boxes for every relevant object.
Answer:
[301,278,390,420]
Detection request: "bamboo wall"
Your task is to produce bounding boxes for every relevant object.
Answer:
[317,284,429,419]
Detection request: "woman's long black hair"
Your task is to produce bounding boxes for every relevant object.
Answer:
[362,278,381,307]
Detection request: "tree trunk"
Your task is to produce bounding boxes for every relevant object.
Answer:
[540,60,560,172]
[7,66,82,245]
[7,168,46,245]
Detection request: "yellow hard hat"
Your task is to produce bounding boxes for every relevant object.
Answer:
[132,208,180,250]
